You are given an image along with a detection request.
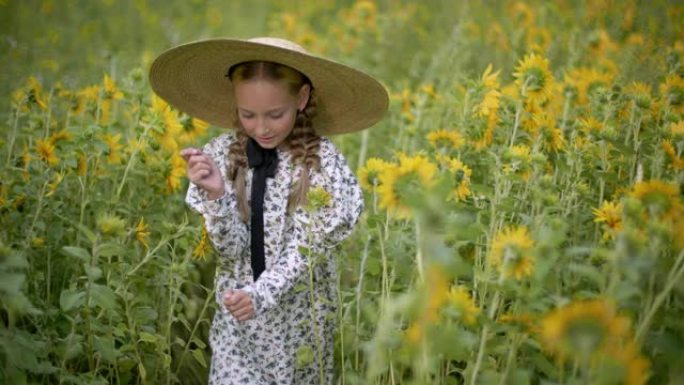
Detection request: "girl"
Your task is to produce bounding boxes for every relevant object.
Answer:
[149,37,388,384]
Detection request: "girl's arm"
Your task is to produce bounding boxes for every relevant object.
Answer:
[185,134,248,259]
[243,139,364,316]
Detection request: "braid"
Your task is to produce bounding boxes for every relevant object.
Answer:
[227,130,250,222]
[285,91,321,212]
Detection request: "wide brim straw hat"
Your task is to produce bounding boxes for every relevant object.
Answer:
[149,37,389,135]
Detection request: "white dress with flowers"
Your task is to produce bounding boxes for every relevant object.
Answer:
[185,132,363,385]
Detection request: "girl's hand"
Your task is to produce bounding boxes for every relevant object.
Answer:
[180,148,224,199]
[223,290,255,322]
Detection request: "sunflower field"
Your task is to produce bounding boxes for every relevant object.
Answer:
[1,0,684,384]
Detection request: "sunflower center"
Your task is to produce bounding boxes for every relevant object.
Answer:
[566,319,605,357]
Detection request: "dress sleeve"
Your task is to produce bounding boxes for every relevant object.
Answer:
[244,139,364,315]
[185,134,248,259]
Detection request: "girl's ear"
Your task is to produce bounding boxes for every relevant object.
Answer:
[297,84,311,111]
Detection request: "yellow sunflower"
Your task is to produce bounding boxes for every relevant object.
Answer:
[525,112,565,152]
[513,53,554,103]
[178,115,210,145]
[662,140,684,170]
[135,217,150,249]
[165,153,186,193]
[378,154,437,218]
[426,129,465,150]
[193,225,211,260]
[540,298,631,363]
[593,200,623,240]
[563,67,614,105]
[629,179,682,221]
[100,74,124,124]
[488,226,535,279]
[447,285,480,325]
[625,81,652,110]
[358,158,392,191]
[669,120,684,137]
[660,74,684,115]
[102,133,124,165]
[36,138,59,167]
[578,116,604,136]
[446,158,472,201]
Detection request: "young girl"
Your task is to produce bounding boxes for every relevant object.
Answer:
[149,37,388,384]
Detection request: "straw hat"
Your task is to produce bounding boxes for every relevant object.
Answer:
[149,37,389,135]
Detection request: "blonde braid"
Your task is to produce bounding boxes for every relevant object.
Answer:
[285,91,321,212]
[227,130,250,222]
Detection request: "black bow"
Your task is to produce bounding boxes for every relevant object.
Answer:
[246,138,279,281]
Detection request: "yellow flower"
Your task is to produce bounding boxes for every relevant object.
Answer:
[526,112,564,152]
[358,158,391,191]
[563,67,614,105]
[446,158,472,201]
[36,138,59,166]
[513,53,554,103]
[447,286,480,325]
[669,120,684,137]
[578,117,604,136]
[625,81,652,110]
[178,115,210,145]
[102,133,123,164]
[165,153,186,193]
[31,237,45,248]
[426,129,465,150]
[662,140,684,170]
[49,129,72,145]
[192,225,211,260]
[498,312,537,334]
[593,201,623,240]
[77,153,88,176]
[45,171,65,197]
[488,226,535,279]
[306,186,332,211]
[97,213,126,237]
[510,145,532,162]
[660,74,684,115]
[481,63,501,89]
[378,154,437,219]
[540,298,631,363]
[629,180,682,222]
[103,74,124,101]
[135,217,150,249]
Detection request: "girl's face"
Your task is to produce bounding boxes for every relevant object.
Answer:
[234,78,310,149]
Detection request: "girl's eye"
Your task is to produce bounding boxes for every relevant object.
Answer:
[269,112,284,119]
[240,113,254,119]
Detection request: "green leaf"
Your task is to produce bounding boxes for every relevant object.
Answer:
[96,242,126,258]
[60,289,85,312]
[191,348,207,368]
[61,246,90,262]
[84,265,102,281]
[94,335,118,363]
[90,284,118,311]
[138,332,157,344]
[0,272,25,294]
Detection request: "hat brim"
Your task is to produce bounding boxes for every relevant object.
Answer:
[149,38,389,135]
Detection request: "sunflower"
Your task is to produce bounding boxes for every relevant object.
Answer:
[669,120,684,137]
[36,138,59,166]
[563,67,614,105]
[165,153,186,193]
[513,53,554,103]
[49,129,73,145]
[578,116,604,136]
[593,200,623,240]
[629,179,682,221]
[659,74,684,115]
[358,158,391,191]
[625,81,653,110]
[97,213,126,237]
[525,112,564,152]
[488,226,535,279]
[446,158,472,201]
[662,140,684,170]
[377,154,437,218]
[102,133,124,165]
[178,114,210,145]
[100,74,124,124]
[426,129,465,150]
[447,285,480,325]
[540,298,631,363]
[13,76,48,112]
[135,217,150,249]
[192,225,211,260]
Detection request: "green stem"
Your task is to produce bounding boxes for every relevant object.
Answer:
[116,117,148,199]
[354,234,371,372]
[5,108,20,167]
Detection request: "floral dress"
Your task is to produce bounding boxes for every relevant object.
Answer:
[185,132,363,385]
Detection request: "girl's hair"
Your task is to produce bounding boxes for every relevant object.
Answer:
[226,61,321,222]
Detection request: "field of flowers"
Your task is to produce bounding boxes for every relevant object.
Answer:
[1,0,683,384]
